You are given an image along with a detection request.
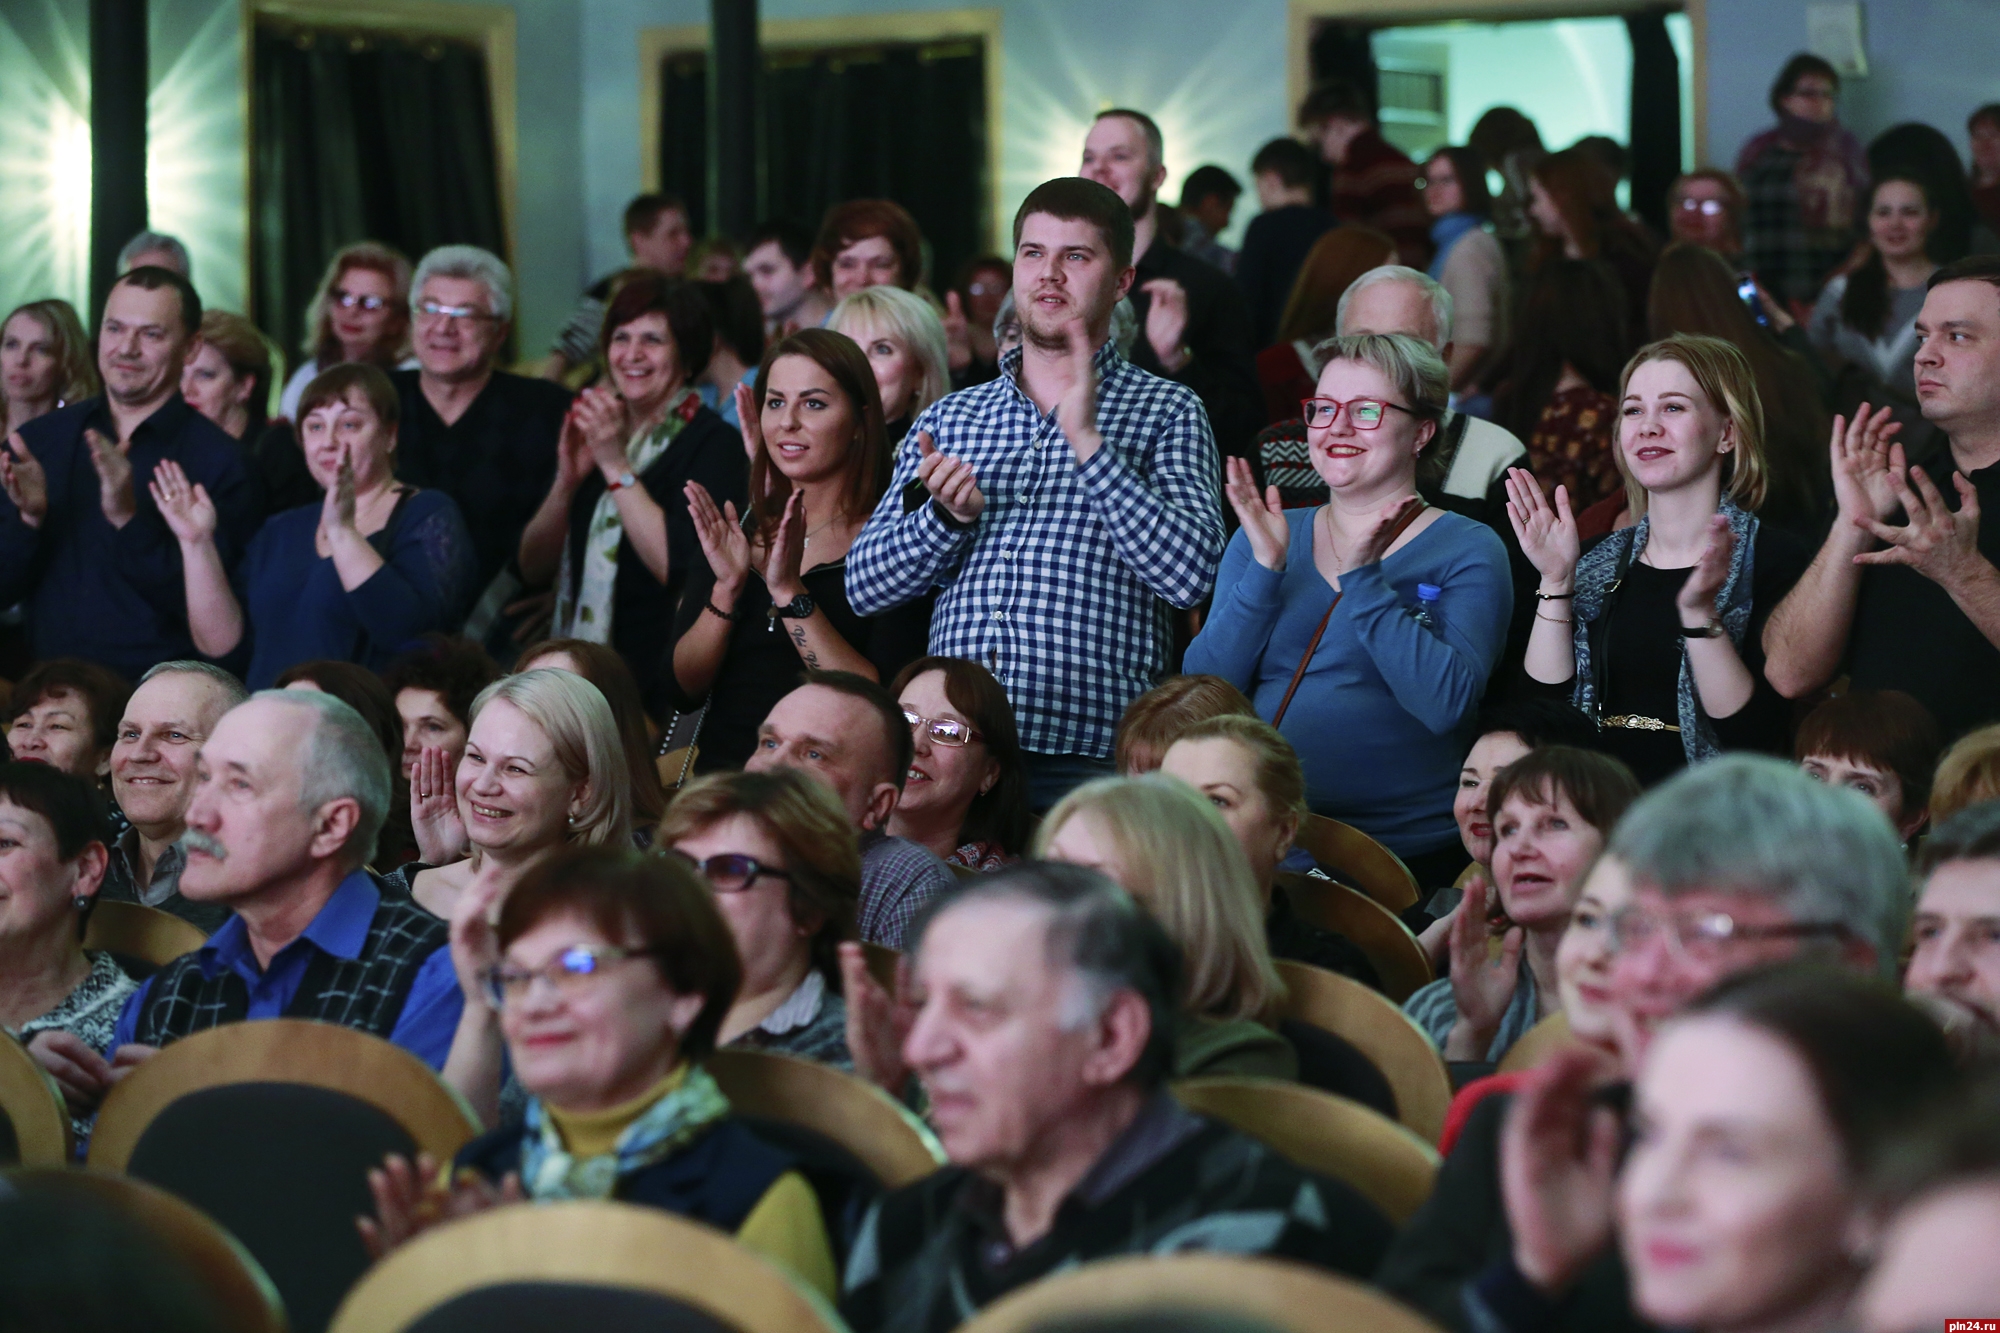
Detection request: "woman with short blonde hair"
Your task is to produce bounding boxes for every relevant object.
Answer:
[1037,775,1294,1079]
[470,669,633,849]
[1508,332,1809,785]
[828,284,950,436]
[278,240,415,419]
[1929,724,2000,826]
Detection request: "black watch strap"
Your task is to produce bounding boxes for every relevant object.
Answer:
[770,593,816,620]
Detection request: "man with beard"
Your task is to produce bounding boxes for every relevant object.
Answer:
[0,268,261,677]
[847,177,1224,810]
[94,691,460,1089]
[1079,110,1261,464]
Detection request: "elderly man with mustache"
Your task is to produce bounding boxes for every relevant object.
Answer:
[30,690,462,1113]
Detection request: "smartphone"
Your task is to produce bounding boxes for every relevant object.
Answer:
[1737,273,1771,328]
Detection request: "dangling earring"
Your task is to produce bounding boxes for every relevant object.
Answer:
[72,896,89,912]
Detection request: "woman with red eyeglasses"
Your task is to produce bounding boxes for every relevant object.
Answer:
[887,655,1031,871]
[1185,332,1512,888]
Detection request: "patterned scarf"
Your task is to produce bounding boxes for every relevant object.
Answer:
[554,385,702,644]
[518,1061,733,1201]
[1570,497,1760,766]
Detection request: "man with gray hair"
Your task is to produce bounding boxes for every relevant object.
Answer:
[100,660,250,933]
[117,230,192,278]
[392,244,571,650]
[1378,756,1911,1333]
[838,863,1390,1333]
[101,690,461,1079]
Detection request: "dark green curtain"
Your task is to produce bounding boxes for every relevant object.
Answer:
[660,38,990,289]
[1625,10,1682,235]
[251,23,505,355]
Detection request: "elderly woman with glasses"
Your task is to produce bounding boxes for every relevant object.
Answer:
[1185,332,1512,887]
[661,768,860,1069]
[357,846,838,1300]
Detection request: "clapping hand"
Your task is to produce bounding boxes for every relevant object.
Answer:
[319,442,361,538]
[1443,875,1525,1059]
[147,458,218,546]
[1830,404,1903,529]
[1056,320,1103,460]
[1224,455,1289,571]
[1505,468,1580,590]
[685,481,751,592]
[943,291,973,372]
[1854,461,1987,593]
[762,491,808,602]
[1351,494,1427,569]
[554,404,596,492]
[572,384,631,479]
[357,1152,523,1260]
[917,431,985,525]
[1,432,48,527]
[840,941,920,1098]
[1139,277,1190,373]
[84,427,137,528]
[1675,513,1737,626]
[1501,1044,1624,1294]
[409,745,468,867]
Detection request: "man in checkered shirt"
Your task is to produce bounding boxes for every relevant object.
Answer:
[847,177,1224,807]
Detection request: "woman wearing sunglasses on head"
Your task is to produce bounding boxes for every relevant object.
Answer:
[357,846,838,1300]
[1185,332,1512,887]
[660,768,860,1070]
[887,656,1031,872]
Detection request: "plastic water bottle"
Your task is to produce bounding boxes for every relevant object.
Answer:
[1410,583,1441,628]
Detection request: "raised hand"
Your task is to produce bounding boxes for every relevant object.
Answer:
[146,458,218,546]
[943,291,973,372]
[1056,320,1103,460]
[840,941,918,1098]
[1675,512,1737,625]
[1855,463,1988,593]
[1501,1044,1624,1294]
[1444,875,1525,1059]
[84,427,137,528]
[320,442,360,536]
[447,861,510,1008]
[761,490,808,602]
[916,431,985,525]
[1504,468,1580,590]
[1139,277,1190,373]
[685,480,751,592]
[410,744,468,867]
[1,432,48,527]
[1224,455,1290,571]
[1829,404,1903,528]
[553,406,596,492]
[357,1152,524,1260]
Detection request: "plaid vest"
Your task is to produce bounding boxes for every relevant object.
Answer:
[132,896,447,1048]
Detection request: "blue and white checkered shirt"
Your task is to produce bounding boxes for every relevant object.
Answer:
[847,341,1224,760]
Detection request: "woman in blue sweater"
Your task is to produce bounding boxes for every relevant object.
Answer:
[150,362,473,687]
[1184,332,1511,882]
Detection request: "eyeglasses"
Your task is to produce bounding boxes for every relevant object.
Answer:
[669,850,794,893]
[416,300,498,324]
[903,709,983,747]
[1301,396,1415,430]
[1606,907,1851,960]
[480,944,660,1009]
[1677,198,1728,217]
[331,289,390,312]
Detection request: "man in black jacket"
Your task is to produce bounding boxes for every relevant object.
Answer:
[840,864,1390,1333]
[1081,110,1262,462]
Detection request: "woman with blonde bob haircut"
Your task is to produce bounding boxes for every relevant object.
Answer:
[1035,775,1296,1079]
[416,669,634,1124]
[1506,333,1810,784]
[661,768,860,1069]
[827,284,950,438]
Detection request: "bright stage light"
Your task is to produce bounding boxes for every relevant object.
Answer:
[0,7,93,314]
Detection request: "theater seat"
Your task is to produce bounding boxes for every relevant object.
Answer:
[1271,960,1452,1143]
[84,901,209,973]
[0,1031,70,1167]
[89,1020,478,1333]
[1292,815,1422,912]
[331,1200,840,1333]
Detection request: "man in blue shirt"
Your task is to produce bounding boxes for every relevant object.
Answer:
[87,690,461,1089]
[0,267,261,679]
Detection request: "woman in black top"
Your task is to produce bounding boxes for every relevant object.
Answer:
[675,328,928,771]
[518,273,746,717]
[1507,333,1808,786]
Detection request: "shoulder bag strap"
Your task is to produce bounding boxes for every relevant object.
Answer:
[1271,500,1428,727]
